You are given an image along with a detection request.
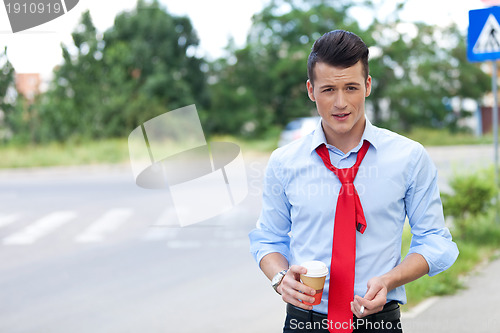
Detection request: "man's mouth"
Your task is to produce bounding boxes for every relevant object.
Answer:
[333,113,350,118]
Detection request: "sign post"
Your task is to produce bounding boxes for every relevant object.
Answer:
[468,6,500,221]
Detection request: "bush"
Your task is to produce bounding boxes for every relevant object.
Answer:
[441,168,498,238]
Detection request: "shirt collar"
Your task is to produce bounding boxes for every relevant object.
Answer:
[310,116,378,154]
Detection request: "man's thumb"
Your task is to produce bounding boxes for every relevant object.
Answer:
[363,285,377,301]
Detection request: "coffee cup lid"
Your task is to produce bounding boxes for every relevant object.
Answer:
[301,260,328,277]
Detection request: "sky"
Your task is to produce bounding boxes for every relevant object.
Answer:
[0,0,493,80]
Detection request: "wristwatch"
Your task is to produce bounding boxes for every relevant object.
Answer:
[271,269,288,294]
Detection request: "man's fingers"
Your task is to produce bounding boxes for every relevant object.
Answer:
[281,278,315,303]
[281,280,315,310]
[282,266,316,296]
[282,289,314,310]
[284,294,313,310]
[353,295,385,316]
[286,278,315,295]
[352,297,367,318]
[280,267,316,309]
[288,264,307,276]
[363,286,378,301]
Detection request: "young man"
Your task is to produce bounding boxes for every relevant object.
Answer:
[249,30,458,332]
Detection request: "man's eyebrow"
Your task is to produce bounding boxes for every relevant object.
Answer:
[319,82,361,89]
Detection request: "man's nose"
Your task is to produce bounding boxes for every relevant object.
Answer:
[334,91,347,109]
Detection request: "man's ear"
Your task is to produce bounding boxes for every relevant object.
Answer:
[306,79,315,102]
[365,75,372,98]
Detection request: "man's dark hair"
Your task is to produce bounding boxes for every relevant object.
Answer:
[307,30,369,85]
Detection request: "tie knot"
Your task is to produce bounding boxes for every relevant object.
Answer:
[335,168,356,184]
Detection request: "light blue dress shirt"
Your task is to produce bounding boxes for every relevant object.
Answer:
[249,118,459,315]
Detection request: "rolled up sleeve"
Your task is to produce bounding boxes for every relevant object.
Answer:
[405,146,459,276]
[249,152,292,266]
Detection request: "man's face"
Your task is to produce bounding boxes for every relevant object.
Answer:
[306,61,371,144]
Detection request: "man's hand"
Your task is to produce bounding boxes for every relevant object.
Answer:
[350,253,429,318]
[350,276,388,318]
[277,265,316,310]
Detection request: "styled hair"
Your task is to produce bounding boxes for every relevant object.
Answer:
[307,30,369,85]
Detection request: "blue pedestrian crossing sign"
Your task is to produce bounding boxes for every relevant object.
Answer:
[468,6,500,62]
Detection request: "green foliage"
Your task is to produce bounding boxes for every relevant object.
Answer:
[400,168,500,308]
[207,0,491,136]
[368,22,490,131]
[401,207,500,308]
[1,0,495,143]
[0,47,16,140]
[207,0,367,135]
[17,0,208,143]
[0,138,130,168]
[403,127,492,146]
[441,168,497,237]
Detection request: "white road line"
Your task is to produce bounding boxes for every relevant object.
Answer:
[401,296,440,319]
[167,240,202,249]
[3,211,77,245]
[143,209,180,241]
[143,226,180,241]
[75,208,133,243]
[0,214,21,229]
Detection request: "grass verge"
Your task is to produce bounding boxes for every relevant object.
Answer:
[0,139,131,168]
[0,134,279,169]
[400,209,500,311]
[402,127,492,146]
[0,127,492,169]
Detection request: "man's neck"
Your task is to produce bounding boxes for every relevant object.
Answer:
[324,118,366,154]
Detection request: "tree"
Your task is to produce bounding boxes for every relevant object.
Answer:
[368,21,490,131]
[38,10,104,141]
[38,0,208,142]
[208,0,491,135]
[0,47,22,142]
[103,0,209,127]
[207,0,370,135]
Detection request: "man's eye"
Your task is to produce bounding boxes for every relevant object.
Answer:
[322,88,333,92]
[347,86,358,91]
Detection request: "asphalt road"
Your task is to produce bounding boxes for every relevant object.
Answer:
[0,144,496,332]
[401,257,500,333]
[0,157,285,333]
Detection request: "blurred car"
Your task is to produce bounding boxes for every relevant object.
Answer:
[278,116,321,147]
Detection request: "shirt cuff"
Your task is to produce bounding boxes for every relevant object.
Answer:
[249,229,291,266]
[407,233,459,276]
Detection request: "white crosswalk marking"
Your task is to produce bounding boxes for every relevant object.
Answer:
[75,208,133,243]
[142,208,180,241]
[0,214,21,229]
[0,208,247,247]
[3,211,77,245]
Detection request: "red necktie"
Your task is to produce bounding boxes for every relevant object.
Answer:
[315,140,370,333]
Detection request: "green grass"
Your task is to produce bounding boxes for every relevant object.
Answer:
[0,139,131,168]
[0,137,276,169]
[0,131,280,169]
[400,210,500,311]
[1,126,492,169]
[402,127,493,146]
